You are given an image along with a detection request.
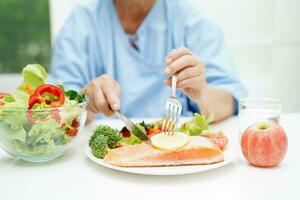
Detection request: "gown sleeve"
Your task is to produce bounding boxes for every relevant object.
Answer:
[49,6,93,91]
[182,7,247,114]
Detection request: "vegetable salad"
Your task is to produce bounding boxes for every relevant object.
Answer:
[0,64,86,157]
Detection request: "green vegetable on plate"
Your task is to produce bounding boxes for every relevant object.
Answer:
[179,113,214,135]
[89,125,122,158]
[90,135,108,159]
[120,128,142,146]
[90,125,121,149]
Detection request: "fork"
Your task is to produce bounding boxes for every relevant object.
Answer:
[161,75,182,136]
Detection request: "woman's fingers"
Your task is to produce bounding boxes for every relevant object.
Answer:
[177,75,204,89]
[85,82,99,113]
[102,82,121,111]
[95,88,114,116]
[87,99,98,114]
[86,110,95,124]
[165,47,193,65]
[164,66,203,88]
[165,48,208,104]
[164,79,171,86]
[85,74,121,117]
[176,66,203,82]
[165,54,197,76]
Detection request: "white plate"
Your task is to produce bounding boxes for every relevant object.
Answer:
[85,118,238,175]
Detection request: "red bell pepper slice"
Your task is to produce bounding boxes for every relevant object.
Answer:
[0,92,10,107]
[146,128,161,136]
[28,84,65,109]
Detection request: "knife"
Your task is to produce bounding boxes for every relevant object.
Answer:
[115,111,149,141]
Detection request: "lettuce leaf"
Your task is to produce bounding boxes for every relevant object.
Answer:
[179,113,214,136]
[120,134,142,146]
[0,122,26,143]
[0,93,28,130]
[18,64,48,91]
[27,119,68,145]
[65,90,86,103]
[12,140,67,156]
[60,103,84,123]
[12,119,71,156]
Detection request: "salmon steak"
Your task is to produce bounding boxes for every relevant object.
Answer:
[104,136,225,167]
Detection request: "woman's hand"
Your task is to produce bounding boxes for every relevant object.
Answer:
[84,74,121,123]
[164,47,206,103]
[164,47,235,122]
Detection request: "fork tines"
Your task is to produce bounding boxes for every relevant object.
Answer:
[161,101,181,136]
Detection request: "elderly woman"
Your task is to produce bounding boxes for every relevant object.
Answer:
[50,0,246,123]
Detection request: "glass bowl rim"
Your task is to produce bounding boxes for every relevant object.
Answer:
[0,101,87,112]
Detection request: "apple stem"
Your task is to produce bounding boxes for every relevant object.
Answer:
[257,123,269,130]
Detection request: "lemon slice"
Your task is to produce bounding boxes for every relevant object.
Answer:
[151,132,189,150]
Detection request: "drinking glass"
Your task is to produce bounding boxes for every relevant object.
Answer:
[238,97,281,135]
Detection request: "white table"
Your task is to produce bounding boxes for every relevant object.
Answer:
[0,113,299,200]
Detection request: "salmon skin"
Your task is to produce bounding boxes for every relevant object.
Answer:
[104,136,224,167]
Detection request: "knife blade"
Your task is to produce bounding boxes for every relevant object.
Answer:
[115,111,149,141]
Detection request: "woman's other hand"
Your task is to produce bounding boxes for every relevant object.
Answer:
[84,74,121,123]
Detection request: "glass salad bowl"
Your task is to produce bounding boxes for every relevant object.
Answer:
[0,102,87,162]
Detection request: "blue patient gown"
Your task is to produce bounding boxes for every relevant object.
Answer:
[50,0,246,118]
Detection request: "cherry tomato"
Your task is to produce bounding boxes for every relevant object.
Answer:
[66,129,78,137]
[71,119,80,128]
[121,129,131,137]
[66,119,80,137]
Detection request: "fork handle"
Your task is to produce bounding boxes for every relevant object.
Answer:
[171,75,177,97]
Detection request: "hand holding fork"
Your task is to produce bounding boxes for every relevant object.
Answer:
[161,75,182,136]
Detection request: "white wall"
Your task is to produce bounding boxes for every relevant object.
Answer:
[49,0,300,112]
[194,0,300,112]
[49,0,92,42]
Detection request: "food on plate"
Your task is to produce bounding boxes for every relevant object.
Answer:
[179,113,214,135]
[90,135,109,159]
[241,121,288,167]
[120,121,160,137]
[119,120,160,146]
[201,133,228,151]
[151,132,189,150]
[104,136,224,167]
[0,64,87,161]
[89,125,121,148]
[89,125,122,158]
[89,113,228,167]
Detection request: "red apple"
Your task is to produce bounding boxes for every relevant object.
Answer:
[241,122,288,167]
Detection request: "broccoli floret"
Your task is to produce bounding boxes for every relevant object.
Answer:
[89,125,121,149]
[90,135,108,159]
